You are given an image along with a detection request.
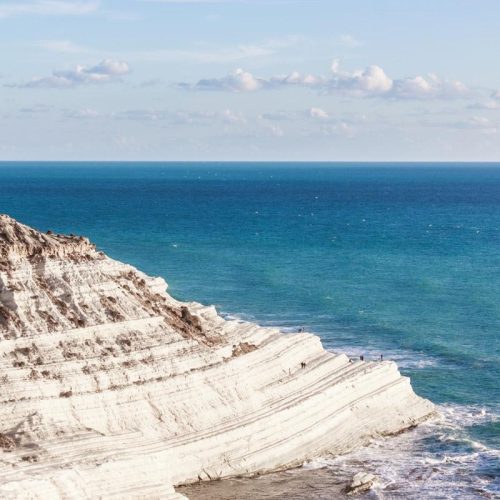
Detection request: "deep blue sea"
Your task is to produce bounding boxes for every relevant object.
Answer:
[1,162,499,498]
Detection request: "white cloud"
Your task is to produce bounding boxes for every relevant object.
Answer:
[392,73,468,99]
[90,59,129,76]
[185,68,264,92]
[270,71,324,88]
[183,68,323,92]
[492,90,500,100]
[329,59,393,94]
[329,61,467,99]
[309,107,329,119]
[0,1,99,19]
[181,60,468,100]
[221,109,246,124]
[12,59,130,89]
[392,75,430,98]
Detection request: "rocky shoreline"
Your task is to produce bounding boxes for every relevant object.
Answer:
[0,215,434,499]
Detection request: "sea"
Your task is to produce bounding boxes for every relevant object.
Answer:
[0,162,498,499]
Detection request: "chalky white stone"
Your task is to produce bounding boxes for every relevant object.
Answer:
[0,215,434,499]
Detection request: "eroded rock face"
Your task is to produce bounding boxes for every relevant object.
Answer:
[0,433,16,451]
[0,215,435,499]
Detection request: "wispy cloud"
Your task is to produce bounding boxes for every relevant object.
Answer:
[469,101,500,110]
[180,60,470,100]
[128,46,273,64]
[36,39,90,54]
[141,0,239,3]
[139,78,164,88]
[318,121,356,138]
[258,108,358,139]
[126,36,302,64]
[114,108,246,125]
[454,116,497,134]
[420,115,498,135]
[63,107,106,119]
[140,0,287,3]
[9,59,130,89]
[33,34,303,65]
[336,34,363,48]
[262,122,285,137]
[60,106,248,126]
[0,1,99,19]
[18,104,54,114]
[259,110,296,122]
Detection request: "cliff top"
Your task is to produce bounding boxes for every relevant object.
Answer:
[0,214,96,263]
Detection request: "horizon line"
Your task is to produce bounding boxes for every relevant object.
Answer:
[1,160,500,165]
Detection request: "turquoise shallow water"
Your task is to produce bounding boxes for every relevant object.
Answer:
[0,162,499,497]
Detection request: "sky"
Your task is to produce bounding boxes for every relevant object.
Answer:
[1,0,500,161]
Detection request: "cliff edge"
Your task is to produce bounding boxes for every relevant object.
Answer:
[0,215,434,499]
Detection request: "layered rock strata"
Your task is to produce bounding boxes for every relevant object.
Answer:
[0,214,434,499]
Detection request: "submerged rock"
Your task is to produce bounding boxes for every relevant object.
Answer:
[0,214,434,499]
[346,472,377,495]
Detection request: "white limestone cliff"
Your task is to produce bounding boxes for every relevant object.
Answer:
[0,214,435,499]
